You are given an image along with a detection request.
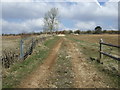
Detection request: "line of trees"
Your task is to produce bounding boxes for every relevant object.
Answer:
[58,30,120,34]
[69,26,119,34]
[73,30,120,34]
[2,32,43,36]
[2,29,120,36]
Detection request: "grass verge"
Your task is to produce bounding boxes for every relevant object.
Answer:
[47,40,73,88]
[66,35,119,88]
[2,36,60,88]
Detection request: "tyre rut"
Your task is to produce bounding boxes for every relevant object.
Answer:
[18,38,63,88]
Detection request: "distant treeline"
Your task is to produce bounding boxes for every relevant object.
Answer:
[2,32,43,36]
[2,30,120,36]
[73,30,120,34]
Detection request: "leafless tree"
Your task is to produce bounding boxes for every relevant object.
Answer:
[43,8,59,34]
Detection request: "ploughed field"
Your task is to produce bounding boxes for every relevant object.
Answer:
[71,34,119,45]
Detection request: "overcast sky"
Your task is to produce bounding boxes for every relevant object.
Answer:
[0,0,119,34]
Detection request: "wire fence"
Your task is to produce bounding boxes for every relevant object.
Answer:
[2,35,51,68]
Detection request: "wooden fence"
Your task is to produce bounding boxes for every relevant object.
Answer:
[99,39,120,61]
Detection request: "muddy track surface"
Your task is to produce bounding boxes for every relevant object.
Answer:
[18,38,63,88]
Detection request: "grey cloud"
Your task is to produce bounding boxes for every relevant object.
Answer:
[2,2,50,20]
[1,1,118,34]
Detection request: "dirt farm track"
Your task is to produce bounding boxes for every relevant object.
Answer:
[2,34,120,88]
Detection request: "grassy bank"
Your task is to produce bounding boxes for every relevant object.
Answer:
[2,36,60,88]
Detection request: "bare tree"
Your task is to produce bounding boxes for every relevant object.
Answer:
[43,8,59,34]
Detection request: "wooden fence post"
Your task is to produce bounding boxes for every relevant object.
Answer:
[100,38,103,59]
[20,39,24,59]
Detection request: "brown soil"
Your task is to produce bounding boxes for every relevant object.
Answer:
[18,38,63,88]
[65,38,111,88]
[71,34,119,45]
[18,37,115,88]
[2,36,21,39]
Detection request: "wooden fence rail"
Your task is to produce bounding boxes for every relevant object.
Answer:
[99,39,120,61]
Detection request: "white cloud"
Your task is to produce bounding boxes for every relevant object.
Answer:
[1,0,119,2]
[109,0,120,2]
[2,2,117,21]
[1,1,118,33]
[25,18,44,28]
[2,18,44,34]
[75,21,96,30]
[1,0,32,2]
